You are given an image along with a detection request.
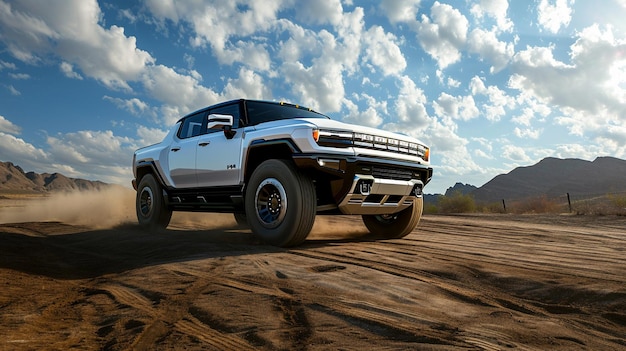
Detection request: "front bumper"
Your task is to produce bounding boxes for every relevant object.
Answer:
[293,154,433,215]
[338,175,423,215]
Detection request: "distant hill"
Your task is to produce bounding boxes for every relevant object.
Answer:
[0,161,110,194]
[445,182,477,196]
[472,157,626,203]
[424,183,478,209]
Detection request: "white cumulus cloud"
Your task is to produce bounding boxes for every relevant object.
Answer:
[363,25,407,76]
[470,0,513,32]
[380,0,421,24]
[433,93,480,121]
[60,61,83,80]
[0,132,49,171]
[414,2,469,69]
[0,115,21,134]
[509,24,626,147]
[0,0,154,89]
[467,28,514,73]
[502,144,531,162]
[537,0,574,34]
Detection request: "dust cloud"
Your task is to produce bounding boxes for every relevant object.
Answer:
[0,187,237,230]
[0,187,369,237]
[0,187,136,229]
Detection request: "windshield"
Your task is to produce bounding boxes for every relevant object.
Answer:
[245,101,329,126]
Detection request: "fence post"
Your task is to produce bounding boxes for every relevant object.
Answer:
[502,199,506,213]
[567,192,572,213]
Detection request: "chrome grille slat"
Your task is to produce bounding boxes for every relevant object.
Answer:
[371,167,412,181]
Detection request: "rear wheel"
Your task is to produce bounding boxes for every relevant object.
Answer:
[136,174,172,230]
[233,213,249,228]
[362,197,423,239]
[245,159,316,247]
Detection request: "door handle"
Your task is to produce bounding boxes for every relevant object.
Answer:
[171,147,181,152]
[199,141,210,147]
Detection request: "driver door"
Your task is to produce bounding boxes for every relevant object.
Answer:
[195,103,244,187]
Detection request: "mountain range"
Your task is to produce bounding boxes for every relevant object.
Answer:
[424,156,626,205]
[471,157,626,203]
[0,161,110,194]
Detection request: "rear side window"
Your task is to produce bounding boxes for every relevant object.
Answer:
[178,112,205,139]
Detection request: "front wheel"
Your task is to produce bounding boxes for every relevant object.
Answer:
[244,159,316,247]
[233,213,249,228]
[136,174,172,230]
[362,197,423,239]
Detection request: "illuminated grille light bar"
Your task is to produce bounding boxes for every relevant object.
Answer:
[387,138,399,151]
[316,129,429,161]
[398,140,409,154]
[373,136,387,149]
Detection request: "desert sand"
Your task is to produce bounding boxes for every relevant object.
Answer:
[1,190,625,350]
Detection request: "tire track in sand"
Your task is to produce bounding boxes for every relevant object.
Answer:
[128,272,214,351]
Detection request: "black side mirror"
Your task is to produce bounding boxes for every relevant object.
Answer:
[224,125,236,139]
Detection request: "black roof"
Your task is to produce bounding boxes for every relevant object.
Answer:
[177,99,327,123]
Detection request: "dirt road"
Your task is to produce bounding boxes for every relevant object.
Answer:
[1,213,625,350]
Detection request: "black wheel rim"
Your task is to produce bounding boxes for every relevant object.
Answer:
[139,187,154,218]
[254,178,287,228]
[375,214,397,224]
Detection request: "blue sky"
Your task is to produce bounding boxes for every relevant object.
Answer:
[1,0,625,194]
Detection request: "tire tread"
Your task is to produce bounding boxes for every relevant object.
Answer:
[244,159,316,247]
[362,197,423,239]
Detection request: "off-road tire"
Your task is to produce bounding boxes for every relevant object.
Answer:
[136,174,172,230]
[233,213,249,228]
[362,197,423,239]
[244,159,316,247]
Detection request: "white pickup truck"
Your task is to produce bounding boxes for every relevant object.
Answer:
[132,99,433,246]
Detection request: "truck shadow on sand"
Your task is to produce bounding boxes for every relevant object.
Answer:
[0,221,374,280]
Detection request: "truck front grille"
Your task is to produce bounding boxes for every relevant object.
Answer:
[371,167,413,181]
[316,129,429,161]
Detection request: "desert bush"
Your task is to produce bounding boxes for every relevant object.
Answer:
[573,199,611,215]
[509,195,561,214]
[608,194,626,209]
[438,192,476,213]
[477,201,507,214]
[424,203,439,214]
[573,194,626,216]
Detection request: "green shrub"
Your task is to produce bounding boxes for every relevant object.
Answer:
[424,203,439,214]
[438,192,476,213]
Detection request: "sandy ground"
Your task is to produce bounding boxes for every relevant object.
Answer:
[0,192,625,350]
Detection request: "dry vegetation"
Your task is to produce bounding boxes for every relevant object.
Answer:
[429,191,626,216]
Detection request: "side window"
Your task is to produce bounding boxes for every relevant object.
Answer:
[178,112,206,139]
[207,103,240,133]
